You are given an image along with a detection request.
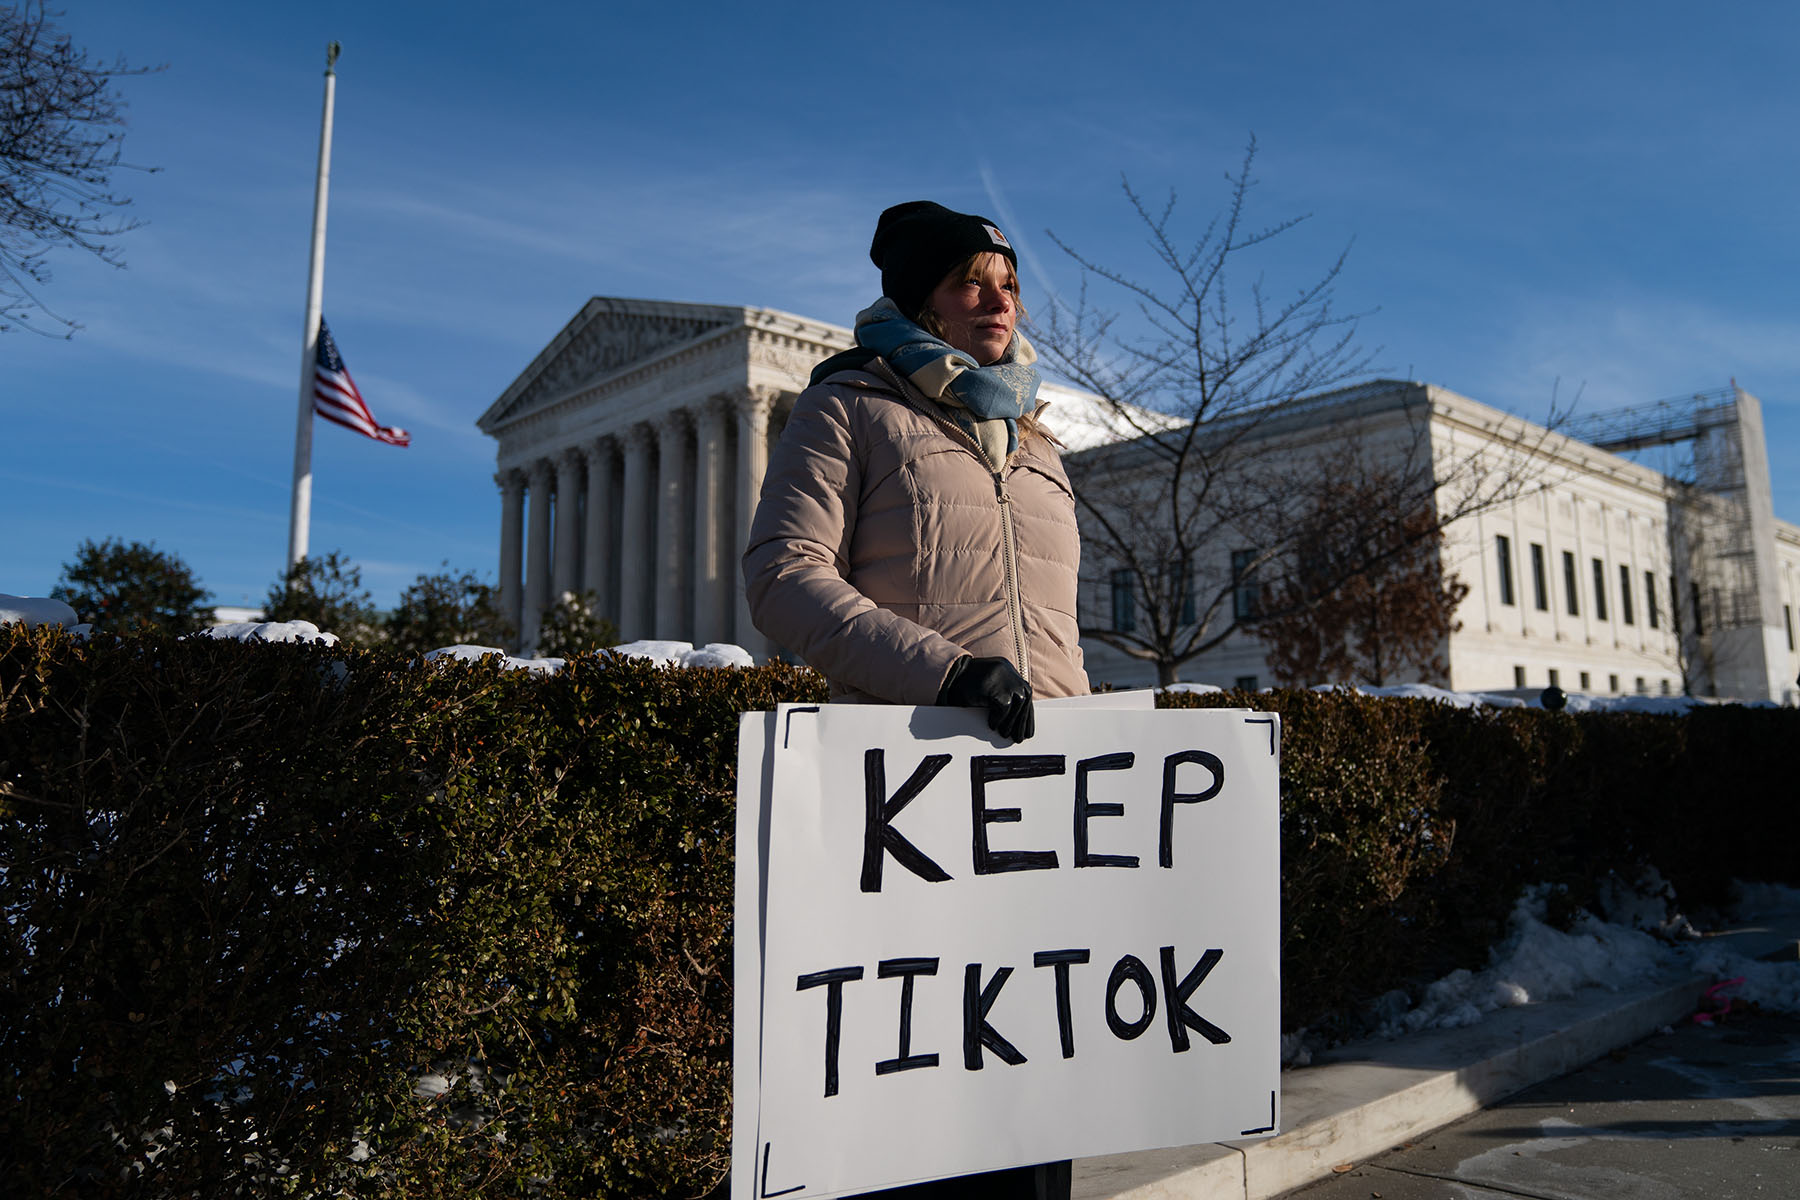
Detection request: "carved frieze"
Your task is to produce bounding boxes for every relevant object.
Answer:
[496,309,732,425]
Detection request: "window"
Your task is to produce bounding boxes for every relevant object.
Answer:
[1786,604,1794,651]
[1691,582,1704,635]
[1513,665,1526,687]
[1496,535,1515,606]
[1563,551,1580,616]
[1171,556,1197,626]
[1548,668,1561,687]
[1110,568,1135,632]
[1591,558,1608,621]
[1646,570,1660,629]
[1231,549,1261,620]
[1608,673,1619,693]
[1234,675,1259,691]
[1530,543,1549,610]
[1618,564,1634,626]
[1579,670,1591,690]
[1636,677,1647,694]
[1660,679,1671,696]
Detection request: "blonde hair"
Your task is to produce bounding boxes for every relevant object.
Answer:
[913,252,1028,338]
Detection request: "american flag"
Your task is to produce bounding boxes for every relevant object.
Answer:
[313,318,410,447]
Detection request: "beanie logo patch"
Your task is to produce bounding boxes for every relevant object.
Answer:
[983,223,1011,248]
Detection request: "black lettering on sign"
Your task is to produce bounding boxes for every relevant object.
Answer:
[971,755,1065,874]
[1105,954,1157,1040]
[862,749,952,892]
[1033,948,1091,1059]
[1159,750,1224,868]
[875,958,941,1076]
[962,963,1027,1069]
[1074,752,1138,868]
[1160,946,1230,1050]
[796,966,864,1097]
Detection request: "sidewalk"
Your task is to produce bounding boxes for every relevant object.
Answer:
[1073,908,1800,1199]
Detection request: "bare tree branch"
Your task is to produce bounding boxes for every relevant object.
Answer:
[2,0,162,335]
[1036,138,1562,685]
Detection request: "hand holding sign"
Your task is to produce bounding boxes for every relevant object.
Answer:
[936,656,1035,742]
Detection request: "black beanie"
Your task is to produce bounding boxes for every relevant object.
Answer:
[868,201,1017,320]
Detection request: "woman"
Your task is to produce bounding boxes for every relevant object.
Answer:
[744,200,1089,746]
[743,201,1084,1199]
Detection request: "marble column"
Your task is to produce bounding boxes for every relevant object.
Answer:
[691,397,731,647]
[552,448,584,603]
[496,468,525,645]
[582,437,615,622]
[655,409,694,641]
[617,424,655,641]
[733,388,776,654]
[523,457,554,649]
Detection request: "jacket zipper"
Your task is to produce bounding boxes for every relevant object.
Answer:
[994,474,1032,684]
[871,359,1033,683]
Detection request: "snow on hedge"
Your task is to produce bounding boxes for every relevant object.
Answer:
[0,594,79,629]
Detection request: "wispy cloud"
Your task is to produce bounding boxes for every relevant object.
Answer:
[1485,292,1800,413]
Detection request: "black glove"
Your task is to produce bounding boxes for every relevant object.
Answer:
[936,655,1034,743]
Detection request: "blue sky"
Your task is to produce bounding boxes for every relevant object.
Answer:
[7,1,1797,610]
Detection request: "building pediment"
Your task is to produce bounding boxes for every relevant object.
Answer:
[479,297,752,432]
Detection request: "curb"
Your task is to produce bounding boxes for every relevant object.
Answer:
[1073,911,1800,1199]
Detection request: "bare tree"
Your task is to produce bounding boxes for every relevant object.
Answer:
[1251,472,1470,687]
[1036,138,1553,685]
[2,0,159,335]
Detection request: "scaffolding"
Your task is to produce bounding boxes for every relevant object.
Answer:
[1563,386,1780,697]
[1558,387,1737,455]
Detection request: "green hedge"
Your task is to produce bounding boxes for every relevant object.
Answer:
[2,626,1793,1197]
[1164,687,1799,1032]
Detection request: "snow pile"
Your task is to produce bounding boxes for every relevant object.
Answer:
[0,593,80,629]
[607,639,756,669]
[1553,691,1710,714]
[1162,682,1224,695]
[1342,876,1800,1055]
[423,645,563,673]
[1341,682,1528,709]
[196,620,339,646]
[419,639,757,673]
[1316,681,1747,713]
[1372,884,1677,1039]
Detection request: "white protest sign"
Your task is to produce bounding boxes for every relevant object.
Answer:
[733,703,1279,1199]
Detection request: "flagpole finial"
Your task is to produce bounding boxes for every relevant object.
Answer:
[326,42,340,73]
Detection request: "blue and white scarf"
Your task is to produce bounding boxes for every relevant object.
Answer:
[853,298,1041,463]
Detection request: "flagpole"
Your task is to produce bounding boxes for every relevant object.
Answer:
[287,41,339,570]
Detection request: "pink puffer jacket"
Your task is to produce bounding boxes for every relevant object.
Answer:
[743,360,1089,704]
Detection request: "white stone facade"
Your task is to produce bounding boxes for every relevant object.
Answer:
[1077,382,1799,704]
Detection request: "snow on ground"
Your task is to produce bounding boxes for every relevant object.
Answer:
[1280,876,1800,1067]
